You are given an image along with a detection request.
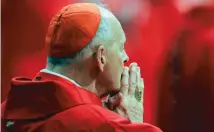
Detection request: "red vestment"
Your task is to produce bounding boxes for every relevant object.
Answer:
[2,72,161,132]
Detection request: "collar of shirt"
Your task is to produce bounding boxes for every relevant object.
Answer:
[40,69,81,87]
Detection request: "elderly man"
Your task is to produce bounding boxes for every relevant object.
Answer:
[2,3,161,132]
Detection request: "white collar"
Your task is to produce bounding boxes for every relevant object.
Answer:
[40,69,81,87]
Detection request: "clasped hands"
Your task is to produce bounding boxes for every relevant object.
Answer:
[103,63,144,123]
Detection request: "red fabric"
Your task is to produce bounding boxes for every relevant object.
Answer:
[2,72,162,132]
[157,6,214,132]
[46,3,101,58]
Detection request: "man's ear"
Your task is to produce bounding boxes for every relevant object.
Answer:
[96,45,106,72]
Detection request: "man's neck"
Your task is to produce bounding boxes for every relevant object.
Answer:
[45,66,100,97]
[40,69,81,87]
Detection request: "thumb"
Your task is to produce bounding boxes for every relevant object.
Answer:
[108,92,123,110]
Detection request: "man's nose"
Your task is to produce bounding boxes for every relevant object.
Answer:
[123,53,129,63]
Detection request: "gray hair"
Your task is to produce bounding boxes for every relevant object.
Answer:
[47,5,115,66]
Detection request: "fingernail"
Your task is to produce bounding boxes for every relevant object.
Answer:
[129,63,137,71]
[123,66,129,74]
[130,62,137,67]
[130,65,137,72]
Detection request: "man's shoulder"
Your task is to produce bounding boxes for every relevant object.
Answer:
[47,104,122,131]
[47,104,162,132]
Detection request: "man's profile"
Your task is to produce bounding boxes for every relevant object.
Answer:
[1,3,161,132]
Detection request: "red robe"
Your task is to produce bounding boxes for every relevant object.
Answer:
[1,72,161,132]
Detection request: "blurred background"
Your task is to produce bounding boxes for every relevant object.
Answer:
[1,0,214,131]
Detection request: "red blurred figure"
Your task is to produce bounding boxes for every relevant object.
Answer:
[157,5,214,132]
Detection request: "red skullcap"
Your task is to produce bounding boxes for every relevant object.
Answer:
[45,3,101,58]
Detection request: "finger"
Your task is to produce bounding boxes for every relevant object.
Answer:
[141,78,145,103]
[128,63,137,95]
[140,78,144,96]
[120,66,129,95]
[136,66,141,91]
